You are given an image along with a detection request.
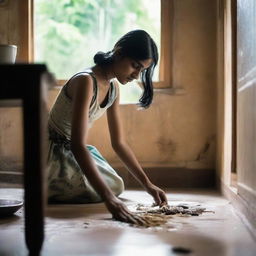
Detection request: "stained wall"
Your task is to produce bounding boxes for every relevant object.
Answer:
[0,0,217,185]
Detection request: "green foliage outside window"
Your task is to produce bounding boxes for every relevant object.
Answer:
[35,0,160,103]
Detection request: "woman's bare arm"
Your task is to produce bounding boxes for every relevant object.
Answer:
[70,75,114,200]
[107,83,167,206]
[70,75,145,223]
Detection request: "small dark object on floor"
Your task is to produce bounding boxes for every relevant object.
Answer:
[0,199,23,217]
[172,246,192,254]
[83,222,90,228]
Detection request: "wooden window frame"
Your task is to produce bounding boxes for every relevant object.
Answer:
[25,0,174,89]
[156,0,173,89]
[21,0,34,63]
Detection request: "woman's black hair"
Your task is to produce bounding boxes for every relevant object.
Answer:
[93,30,158,108]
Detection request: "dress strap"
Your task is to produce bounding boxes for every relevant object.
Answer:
[108,80,117,104]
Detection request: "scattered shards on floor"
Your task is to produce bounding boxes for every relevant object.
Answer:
[136,203,214,216]
[128,203,215,228]
[80,203,215,229]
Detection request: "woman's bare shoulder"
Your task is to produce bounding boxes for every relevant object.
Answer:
[66,73,94,99]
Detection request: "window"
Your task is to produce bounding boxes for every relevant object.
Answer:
[26,0,172,101]
[34,0,160,78]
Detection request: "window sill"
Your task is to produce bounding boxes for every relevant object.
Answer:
[154,86,186,95]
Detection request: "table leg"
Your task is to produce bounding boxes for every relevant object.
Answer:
[23,75,48,255]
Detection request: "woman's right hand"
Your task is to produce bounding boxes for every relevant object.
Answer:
[104,196,146,225]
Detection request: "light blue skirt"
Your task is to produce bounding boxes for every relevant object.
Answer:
[47,127,124,203]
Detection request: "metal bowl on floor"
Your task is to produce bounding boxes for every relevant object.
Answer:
[0,199,23,217]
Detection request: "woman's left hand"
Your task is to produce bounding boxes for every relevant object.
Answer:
[145,183,168,206]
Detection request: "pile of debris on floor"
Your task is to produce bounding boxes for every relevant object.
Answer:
[131,203,214,227]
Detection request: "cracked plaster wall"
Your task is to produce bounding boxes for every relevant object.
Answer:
[0,0,217,174]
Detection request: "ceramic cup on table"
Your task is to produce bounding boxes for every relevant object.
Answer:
[0,44,17,64]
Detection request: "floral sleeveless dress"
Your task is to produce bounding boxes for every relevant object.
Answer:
[47,69,124,203]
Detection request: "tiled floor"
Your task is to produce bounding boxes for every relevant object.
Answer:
[0,187,255,256]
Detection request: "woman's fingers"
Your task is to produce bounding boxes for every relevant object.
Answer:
[154,192,161,205]
[130,214,150,226]
[147,184,168,206]
[159,192,168,206]
[113,207,150,226]
[122,208,146,225]
[114,211,128,222]
[125,213,143,225]
[153,189,168,206]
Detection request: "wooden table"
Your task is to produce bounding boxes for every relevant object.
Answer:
[0,64,52,255]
